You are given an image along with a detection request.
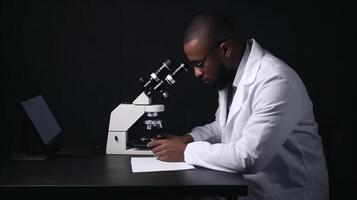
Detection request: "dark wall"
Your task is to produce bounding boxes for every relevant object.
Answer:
[1,0,355,197]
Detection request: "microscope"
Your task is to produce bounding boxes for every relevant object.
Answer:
[106,59,188,155]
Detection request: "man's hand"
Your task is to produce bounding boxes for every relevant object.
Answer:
[147,134,193,162]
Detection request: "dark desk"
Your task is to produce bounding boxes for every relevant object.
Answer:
[0,155,247,199]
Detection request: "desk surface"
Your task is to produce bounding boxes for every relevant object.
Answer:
[0,155,247,199]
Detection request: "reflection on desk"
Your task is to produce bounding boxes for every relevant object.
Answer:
[0,155,247,200]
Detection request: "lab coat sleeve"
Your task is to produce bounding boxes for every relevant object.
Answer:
[184,74,303,173]
[188,108,222,143]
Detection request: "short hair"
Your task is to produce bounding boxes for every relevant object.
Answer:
[183,14,237,49]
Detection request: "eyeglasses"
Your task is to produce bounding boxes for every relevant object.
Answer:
[186,39,228,71]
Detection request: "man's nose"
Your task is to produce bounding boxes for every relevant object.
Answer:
[194,68,204,79]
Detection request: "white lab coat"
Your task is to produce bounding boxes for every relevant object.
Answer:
[184,39,329,200]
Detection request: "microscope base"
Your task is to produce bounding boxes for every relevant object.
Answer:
[106,131,153,155]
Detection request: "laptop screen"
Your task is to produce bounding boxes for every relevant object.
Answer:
[21,95,61,145]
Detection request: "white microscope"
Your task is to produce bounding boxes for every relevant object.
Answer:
[106,59,188,155]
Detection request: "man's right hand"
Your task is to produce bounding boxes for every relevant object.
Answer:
[147,134,193,162]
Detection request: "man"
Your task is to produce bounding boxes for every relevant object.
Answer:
[148,14,329,200]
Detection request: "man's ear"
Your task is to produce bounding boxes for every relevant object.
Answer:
[220,42,231,58]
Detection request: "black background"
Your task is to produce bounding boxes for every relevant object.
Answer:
[1,0,355,199]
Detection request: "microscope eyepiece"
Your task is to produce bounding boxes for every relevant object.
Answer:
[142,59,188,98]
[165,63,188,86]
[142,59,173,90]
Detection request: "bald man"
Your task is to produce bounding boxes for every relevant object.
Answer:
[148,14,329,200]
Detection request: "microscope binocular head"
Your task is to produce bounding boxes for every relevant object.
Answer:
[140,59,189,98]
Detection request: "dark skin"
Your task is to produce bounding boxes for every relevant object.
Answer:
[148,134,194,161]
[148,24,245,162]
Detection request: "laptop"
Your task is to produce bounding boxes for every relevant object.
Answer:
[13,95,92,160]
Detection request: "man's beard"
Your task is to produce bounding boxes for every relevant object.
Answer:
[211,64,234,91]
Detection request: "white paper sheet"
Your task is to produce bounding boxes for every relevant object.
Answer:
[131,157,195,173]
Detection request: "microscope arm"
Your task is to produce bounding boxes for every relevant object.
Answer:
[108,104,146,132]
[108,92,164,132]
[107,92,164,155]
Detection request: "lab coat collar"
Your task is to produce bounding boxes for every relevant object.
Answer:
[218,39,264,126]
[240,39,263,86]
[232,39,250,88]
